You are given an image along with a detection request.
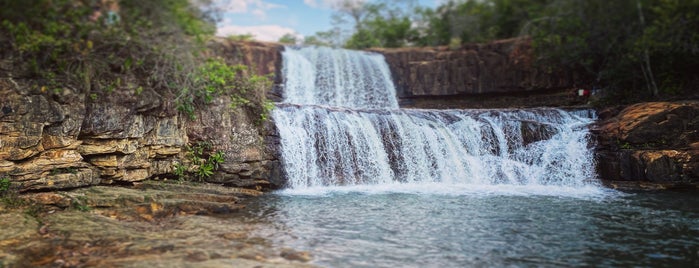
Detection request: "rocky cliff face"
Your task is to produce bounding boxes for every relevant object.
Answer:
[0,40,284,192]
[594,102,699,189]
[372,38,585,108]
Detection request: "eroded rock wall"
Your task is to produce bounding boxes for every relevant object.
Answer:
[372,38,585,108]
[594,102,699,188]
[0,40,284,192]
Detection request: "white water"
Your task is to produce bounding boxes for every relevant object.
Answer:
[274,46,600,194]
[281,46,398,109]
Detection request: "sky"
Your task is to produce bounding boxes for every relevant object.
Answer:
[215,0,441,42]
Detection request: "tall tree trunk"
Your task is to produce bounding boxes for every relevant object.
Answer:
[637,0,659,97]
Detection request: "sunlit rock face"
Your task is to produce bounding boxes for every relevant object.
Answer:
[0,40,285,191]
[594,101,699,187]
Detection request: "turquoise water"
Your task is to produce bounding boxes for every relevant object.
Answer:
[239,186,699,267]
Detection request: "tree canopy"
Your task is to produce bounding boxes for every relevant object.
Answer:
[302,0,699,101]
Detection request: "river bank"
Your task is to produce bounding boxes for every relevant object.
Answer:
[0,180,314,267]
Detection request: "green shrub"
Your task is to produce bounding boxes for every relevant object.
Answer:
[0,177,10,194]
[172,142,226,182]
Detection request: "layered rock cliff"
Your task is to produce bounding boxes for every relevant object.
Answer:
[2,38,695,192]
[372,38,587,108]
[0,40,284,192]
[594,102,699,189]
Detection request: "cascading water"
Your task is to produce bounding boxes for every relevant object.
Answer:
[281,46,398,109]
[274,46,598,190]
[251,47,697,268]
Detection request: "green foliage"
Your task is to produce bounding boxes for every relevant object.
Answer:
[340,1,420,49]
[260,100,275,122]
[0,176,26,209]
[619,141,633,150]
[49,167,78,176]
[226,34,255,42]
[0,0,219,105]
[173,142,226,182]
[0,177,10,194]
[71,195,91,212]
[173,162,187,181]
[195,58,241,104]
[176,57,272,121]
[278,33,298,44]
[303,35,332,47]
[396,0,699,102]
[528,0,699,101]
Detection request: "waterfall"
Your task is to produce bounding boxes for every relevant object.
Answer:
[274,46,597,189]
[282,46,398,109]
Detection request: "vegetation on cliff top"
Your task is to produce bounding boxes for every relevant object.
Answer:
[0,0,271,120]
[298,0,698,103]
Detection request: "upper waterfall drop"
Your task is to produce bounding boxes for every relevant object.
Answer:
[281,46,399,109]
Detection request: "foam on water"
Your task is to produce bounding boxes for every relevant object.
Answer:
[277,183,618,199]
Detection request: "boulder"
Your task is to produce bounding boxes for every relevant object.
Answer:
[594,101,699,187]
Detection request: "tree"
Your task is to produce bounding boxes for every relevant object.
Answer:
[529,0,699,100]
[278,33,298,44]
[339,0,419,49]
[302,34,330,47]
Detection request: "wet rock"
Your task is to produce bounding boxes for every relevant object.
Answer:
[281,249,313,262]
[520,120,555,146]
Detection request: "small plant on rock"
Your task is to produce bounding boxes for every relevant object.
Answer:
[0,177,10,194]
[172,142,225,182]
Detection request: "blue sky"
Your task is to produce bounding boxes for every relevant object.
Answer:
[215,0,441,42]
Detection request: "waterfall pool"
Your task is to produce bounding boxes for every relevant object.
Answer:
[236,187,699,267]
[267,46,699,267]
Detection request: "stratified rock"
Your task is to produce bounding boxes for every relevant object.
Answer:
[209,39,284,101]
[0,39,285,191]
[597,102,698,148]
[372,38,583,109]
[594,101,699,187]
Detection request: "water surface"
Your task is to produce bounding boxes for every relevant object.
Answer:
[238,186,699,267]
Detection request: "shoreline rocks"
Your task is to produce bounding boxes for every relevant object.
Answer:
[0,181,315,267]
[594,101,699,189]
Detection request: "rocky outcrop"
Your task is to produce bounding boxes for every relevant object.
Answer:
[372,38,586,108]
[0,40,284,192]
[0,181,313,267]
[594,101,699,189]
[209,39,285,101]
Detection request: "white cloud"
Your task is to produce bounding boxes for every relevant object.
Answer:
[215,0,284,19]
[252,8,266,19]
[304,0,319,8]
[303,0,365,9]
[216,24,302,42]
